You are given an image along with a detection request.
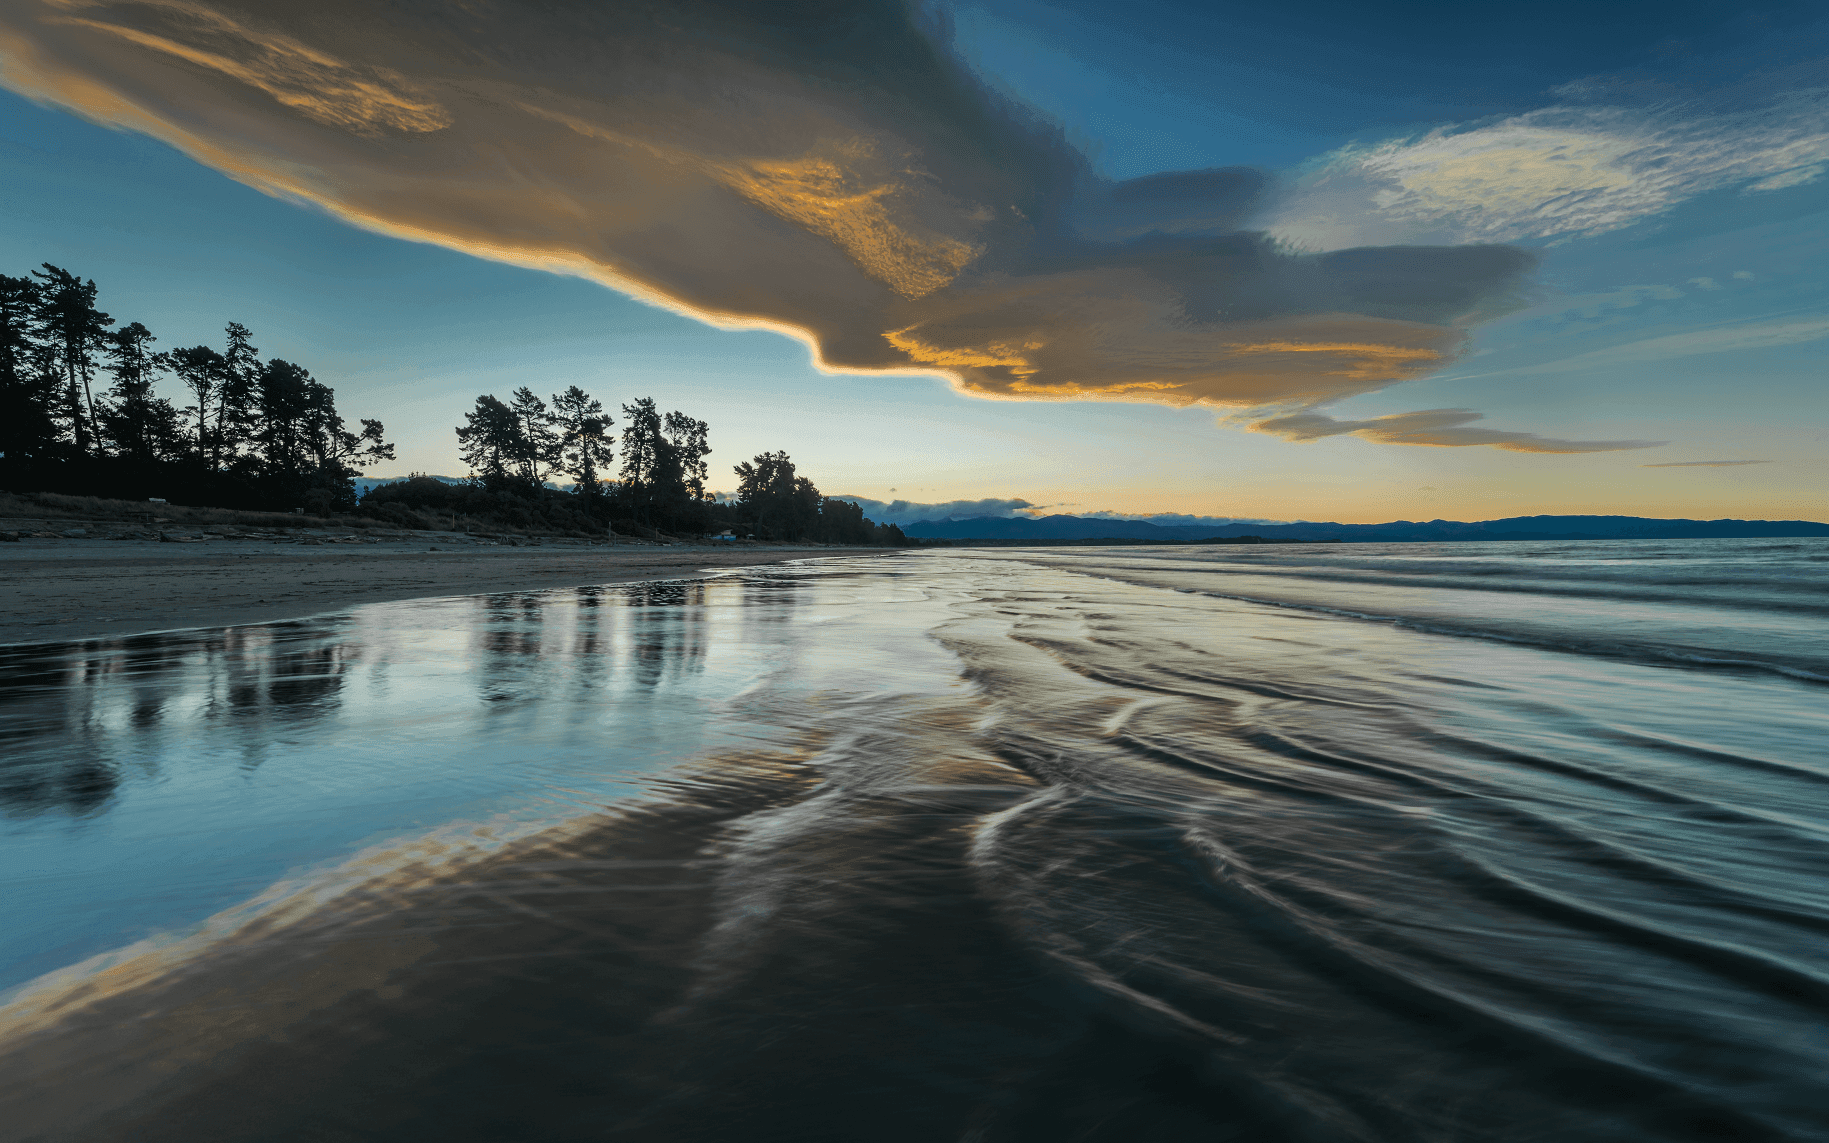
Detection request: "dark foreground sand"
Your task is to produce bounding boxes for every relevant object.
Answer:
[0,535,864,646]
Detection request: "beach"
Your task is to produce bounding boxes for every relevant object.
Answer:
[0,534,848,645]
[2,540,1825,1142]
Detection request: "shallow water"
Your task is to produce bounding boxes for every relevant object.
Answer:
[2,542,1825,1142]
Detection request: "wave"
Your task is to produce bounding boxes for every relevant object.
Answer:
[994,544,1829,682]
[1182,586,1829,682]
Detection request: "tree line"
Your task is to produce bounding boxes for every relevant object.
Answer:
[373,388,905,543]
[0,263,393,512]
[1,261,905,543]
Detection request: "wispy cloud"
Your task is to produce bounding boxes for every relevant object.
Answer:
[0,0,1533,413]
[53,2,450,136]
[1641,460,1772,467]
[1267,90,1829,249]
[1250,408,1664,453]
[1461,316,1829,378]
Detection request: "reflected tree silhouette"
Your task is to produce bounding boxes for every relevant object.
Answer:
[266,643,356,711]
[478,593,547,707]
[569,587,613,695]
[0,647,121,817]
[207,627,358,773]
[0,572,789,822]
[0,753,119,818]
[627,580,708,689]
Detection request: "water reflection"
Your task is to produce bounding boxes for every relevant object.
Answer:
[0,753,117,818]
[627,579,710,688]
[0,570,826,992]
[0,649,126,818]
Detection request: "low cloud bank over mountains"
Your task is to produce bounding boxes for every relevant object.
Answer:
[904,514,1829,542]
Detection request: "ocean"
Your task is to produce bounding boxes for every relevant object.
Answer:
[1,539,1824,1142]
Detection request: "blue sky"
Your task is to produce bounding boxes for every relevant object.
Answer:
[0,0,1823,523]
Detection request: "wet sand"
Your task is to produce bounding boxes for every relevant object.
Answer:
[0,536,858,646]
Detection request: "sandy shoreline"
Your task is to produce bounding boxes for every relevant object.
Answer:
[0,536,870,647]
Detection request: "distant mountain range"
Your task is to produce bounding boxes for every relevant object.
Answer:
[354,475,469,497]
[904,514,1829,543]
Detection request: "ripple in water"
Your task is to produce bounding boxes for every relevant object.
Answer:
[2,543,1824,1142]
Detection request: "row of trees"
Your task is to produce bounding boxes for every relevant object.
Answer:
[436,389,904,543]
[453,388,707,526]
[0,264,393,511]
[0,260,905,543]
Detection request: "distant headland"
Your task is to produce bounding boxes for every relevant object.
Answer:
[906,514,1829,544]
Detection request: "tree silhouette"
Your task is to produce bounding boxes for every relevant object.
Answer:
[2,261,395,512]
[507,386,559,488]
[253,358,315,478]
[733,450,820,540]
[664,410,710,500]
[615,397,713,527]
[31,265,113,456]
[102,322,182,463]
[0,258,907,543]
[456,394,524,489]
[618,397,663,521]
[551,385,614,496]
[219,322,260,469]
[0,275,59,463]
[312,414,395,501]
[168,345,225,466]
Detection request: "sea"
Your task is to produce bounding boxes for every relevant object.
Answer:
[1,538,1825,1142]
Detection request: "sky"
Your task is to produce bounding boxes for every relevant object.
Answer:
[0,0,1824,525]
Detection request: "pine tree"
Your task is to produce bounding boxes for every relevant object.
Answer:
[733,450,801,539]
[254,358,314,479]
[618,396,662,512]
[663,410,710,500]
[456,394,524,489]
[167,345,225,466]
[218,322,260,469]
[506,386,559,488]
[0,275,60,463]
[617,398,711,527]
[311,409,394,485]
[31,265,113,456]
[102,322,183,463]
[551,385,614,496]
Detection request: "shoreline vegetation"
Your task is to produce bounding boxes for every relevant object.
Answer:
[0,263,906,546]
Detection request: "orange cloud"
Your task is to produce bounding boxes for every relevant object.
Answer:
[53,2,449,136]
[0,0,1537,418]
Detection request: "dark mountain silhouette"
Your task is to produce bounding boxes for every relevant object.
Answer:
[905,514,1829,543]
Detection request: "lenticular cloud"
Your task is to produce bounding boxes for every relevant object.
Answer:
[1250,409,1665,454]
[0,0,1534,409]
